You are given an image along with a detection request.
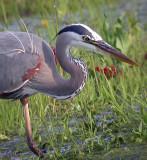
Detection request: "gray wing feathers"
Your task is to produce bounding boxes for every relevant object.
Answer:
[0,32,42,92]
[0,32,25,55]
[0,53,40,92]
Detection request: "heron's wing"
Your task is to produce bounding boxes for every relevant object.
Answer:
[0,52,42,93]
[0,32,42,92]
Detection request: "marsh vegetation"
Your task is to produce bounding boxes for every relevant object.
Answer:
[0,0,147,159]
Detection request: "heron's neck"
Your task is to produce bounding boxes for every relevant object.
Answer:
[54,35,88,100]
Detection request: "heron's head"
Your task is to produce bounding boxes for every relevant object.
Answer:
[56,24,139,66]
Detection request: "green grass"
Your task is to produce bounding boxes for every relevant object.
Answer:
[0,0,147,159]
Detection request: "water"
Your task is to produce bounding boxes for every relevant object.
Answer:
[103,0,147,27]
[0,107,116,159]
[0,0,146,33]
[0,114,147,159]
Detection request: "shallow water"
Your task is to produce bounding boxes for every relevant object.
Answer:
[0,0,146,33]
[0,108,147,159]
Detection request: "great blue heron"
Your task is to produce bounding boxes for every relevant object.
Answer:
[0,24,139,158]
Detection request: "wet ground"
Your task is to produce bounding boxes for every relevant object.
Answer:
[0,128,147,159]
[0,108,147,159]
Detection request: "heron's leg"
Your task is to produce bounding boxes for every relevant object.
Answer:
[20,98,44,158]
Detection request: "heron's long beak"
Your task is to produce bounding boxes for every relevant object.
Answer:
[92,40,139,67]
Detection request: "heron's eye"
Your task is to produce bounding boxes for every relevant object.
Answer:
[83,36,90,41]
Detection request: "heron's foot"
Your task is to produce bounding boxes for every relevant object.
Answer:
[27,138,44,158]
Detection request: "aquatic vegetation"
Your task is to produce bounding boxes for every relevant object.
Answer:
[0,0,147,159]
